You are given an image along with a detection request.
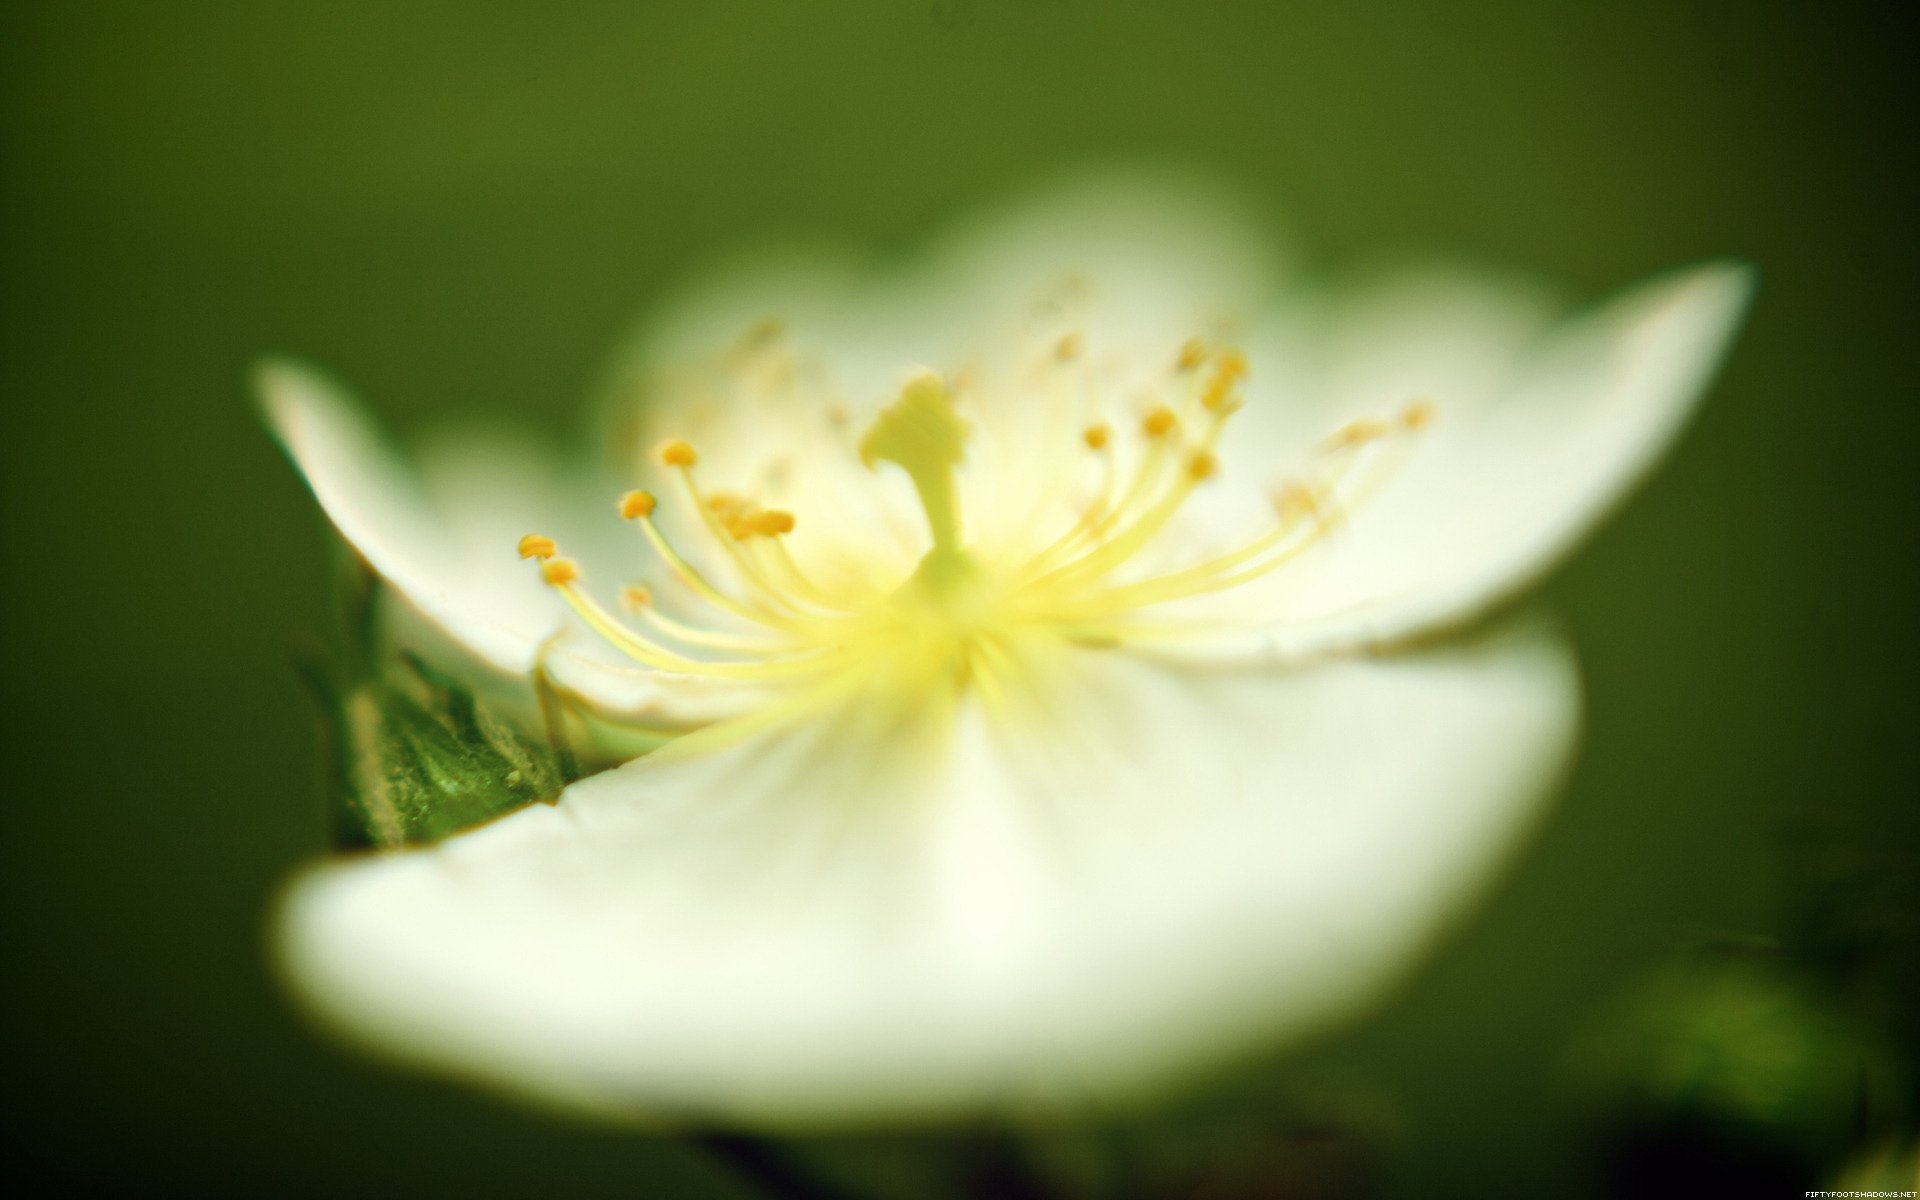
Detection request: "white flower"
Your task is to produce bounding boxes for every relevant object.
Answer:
[263,172,1751,1126]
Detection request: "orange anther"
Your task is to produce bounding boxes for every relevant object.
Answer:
[619,490,657,519]
[1142,406,1178,438]
[1276,483,1324,522]
[1401,397,1437,429]
[1187,450,1219,481]
[1201,350,1249,412]
[754,508,796,536]
[659,439,698,468]
[541,557,580,585]
[1322,418,1390,450]
[621,585,653,610]
[1082,423,1112,451]
[517,534,557,560]
[1176,337,1207,371]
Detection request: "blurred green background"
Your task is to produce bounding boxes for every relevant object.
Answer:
[3,1,1914,1196]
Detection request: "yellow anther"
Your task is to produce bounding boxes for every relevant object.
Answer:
[754,508,796,536]
[621,584,653,611]
[1082,423,1112,451]
[1200,350,1249,412]
[1402,397,1437,429]
[1142,406,1179,439]
[541,557,580,586]
[1176,337,1207,371]
[1321,418,1391,451]
[707,491,747,516]
[1055,332,1085,361]
[659,439,698,468]
[517,534,557,560]
[724,512,757,540]
[1276,483,1324,523]
[619,490,657,520]
[1186,450,1219,482]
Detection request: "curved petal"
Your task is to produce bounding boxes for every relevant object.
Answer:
[276,620,1578,1126]
[1155,262,1754,660]
[261,359,763,725]
[261,358,554,672]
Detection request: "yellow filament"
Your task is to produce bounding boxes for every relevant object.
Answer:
[626,589,792,654]
[548,577,831,681]
[1014,427,1168,582]
[756,538,859,614]
[631,513,796,631]
[1029,405,1232,591]
[671,464,812,617]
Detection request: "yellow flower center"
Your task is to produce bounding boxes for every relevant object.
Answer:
[519,335,1432,717]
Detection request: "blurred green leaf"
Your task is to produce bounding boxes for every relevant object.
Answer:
[300,649,572,851]
[1566,943,1903,1196]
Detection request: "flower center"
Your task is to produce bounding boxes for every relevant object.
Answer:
[517,334,1433,716]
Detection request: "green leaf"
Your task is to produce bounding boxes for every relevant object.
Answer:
[311,655,574,851]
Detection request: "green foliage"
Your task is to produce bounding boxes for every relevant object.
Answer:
[301,651,575,851]
[1566,943,1903,1194]
[293,559,579,849]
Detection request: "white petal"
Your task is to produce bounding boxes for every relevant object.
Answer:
[277,621,1577,1125]
[1163,262,1753,659]
[260,359,554,672]
[261,359,760,725]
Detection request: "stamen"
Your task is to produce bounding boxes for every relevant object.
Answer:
[518,534,557,561]
[757,537,854,613]
[1029,393,1237,589]
[753,509,796,536]
[662,461,811,615]
[529,544,828,680]
[1054,401,1427,618]
[1320,418,1392,452]
[623,583,790,653]
[1199,351,1248,413]
[622,503,796,631]
[511,323,1433,719]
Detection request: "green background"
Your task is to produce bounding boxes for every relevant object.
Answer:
[3,1,1914,1196]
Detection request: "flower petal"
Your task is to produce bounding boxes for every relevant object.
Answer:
[277,619,1577,1125]
[1163,262,1753,659]
[261,359,759,725]
[260,358,554,672]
